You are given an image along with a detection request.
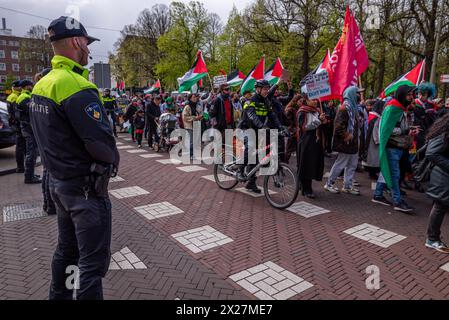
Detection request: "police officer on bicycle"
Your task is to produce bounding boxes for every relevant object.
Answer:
[30,16,119,300]
[238,79,288,193]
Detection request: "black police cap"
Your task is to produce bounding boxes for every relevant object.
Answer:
[20,80,33,88]
[12,80,21,87]
[48,16,100,45]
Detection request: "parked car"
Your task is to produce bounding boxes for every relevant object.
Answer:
[0,101,16,149]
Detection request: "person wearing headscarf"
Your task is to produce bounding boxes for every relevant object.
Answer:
[414,82,437,149]
[324,86,362,195]
[296,97,326,198]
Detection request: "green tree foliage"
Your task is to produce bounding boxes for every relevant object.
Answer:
[156,1,210,89]
[111,0,449,96]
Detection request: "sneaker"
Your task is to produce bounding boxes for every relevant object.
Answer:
[341,187,361,195]
[304,192,316,199]
[371,196,392,207]
[401,181,413,190]
[393,201,414,214]
[138,144,142,148]
[324,184,340,194]
[425,240,449,253]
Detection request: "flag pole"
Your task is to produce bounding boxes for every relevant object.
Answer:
[358,76,365,101]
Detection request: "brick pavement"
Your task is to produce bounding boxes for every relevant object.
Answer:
[1,133,449,300]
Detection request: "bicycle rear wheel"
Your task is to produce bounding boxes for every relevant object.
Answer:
[214,153,239,190]
[264,164,299,209]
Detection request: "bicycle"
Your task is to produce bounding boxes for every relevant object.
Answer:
[213,134,299,209]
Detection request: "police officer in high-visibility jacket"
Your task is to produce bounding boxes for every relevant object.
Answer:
[238,80,286,193]
[16,80,41,184]
[6,80,26,173]
[102,88,119,137]
[30,16,120,300]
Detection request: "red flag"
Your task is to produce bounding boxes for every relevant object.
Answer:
[351,10,369,75]
[193,50,208,74]
[154,79,161,89]
[327,7,359,98]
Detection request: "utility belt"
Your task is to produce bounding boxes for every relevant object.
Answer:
[88,163,117,198]
[61,163,117,198]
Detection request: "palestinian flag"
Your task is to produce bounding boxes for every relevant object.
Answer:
[144,79,161,94]
[379,99,407,188]
[300,50,330,87]
[240,57,265,95]
[227,70,246,87]
[381,60,426,98]
[178,50,208,92]
[264,57,284,85]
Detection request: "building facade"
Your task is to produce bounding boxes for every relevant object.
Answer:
[0,18,53,95]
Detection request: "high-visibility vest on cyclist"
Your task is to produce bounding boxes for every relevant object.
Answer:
[238,92,281,130]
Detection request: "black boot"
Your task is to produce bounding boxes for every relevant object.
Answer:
[25,175,42,184]
[246,181,261,194]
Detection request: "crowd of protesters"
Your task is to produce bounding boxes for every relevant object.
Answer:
[106,79,449,253]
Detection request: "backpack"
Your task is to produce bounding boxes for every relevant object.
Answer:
[412,143,434,183]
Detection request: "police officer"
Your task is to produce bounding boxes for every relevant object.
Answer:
[238,79,287,193]
[35,68,56,215]
[16,80,41,184]
[6,80,26,173]
[30,16,120,300]
[102,88,119,137]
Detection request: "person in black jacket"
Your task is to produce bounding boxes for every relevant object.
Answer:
[238,80,287,193]
[268,81,293,163]
[209,84,235,132]
[124,101,138,142]
[134,109,146,148]
[146,95,162,148]
[424,112,449,253]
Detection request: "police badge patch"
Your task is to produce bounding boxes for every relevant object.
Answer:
[85,103,103,121]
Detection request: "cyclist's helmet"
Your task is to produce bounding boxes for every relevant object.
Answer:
[255,80,270,89]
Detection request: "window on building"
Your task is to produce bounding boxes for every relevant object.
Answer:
[25,64,32,72]
[24,52,30,59]
[12,64,19,72]
[0,63,5,71]
[0,76,6,83]
[11,51,18,59]
[0,40,6,46]
[0,50,4,59]
[37,65,44,72]
[25,76,33,81]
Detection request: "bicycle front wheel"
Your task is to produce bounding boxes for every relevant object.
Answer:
[214,153,239,190]
[264,164,299,209]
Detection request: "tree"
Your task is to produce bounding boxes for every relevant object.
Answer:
[110,4,171,88]
[156,1,210,89]
[20,25,53,70]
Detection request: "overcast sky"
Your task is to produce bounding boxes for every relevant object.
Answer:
[0,0,253,67]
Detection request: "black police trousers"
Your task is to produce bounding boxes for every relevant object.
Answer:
[21,123,37,179]
[42,169,56,214]
[15,127,26,170]
[49,176,112,300]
